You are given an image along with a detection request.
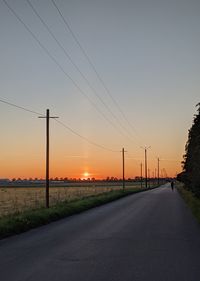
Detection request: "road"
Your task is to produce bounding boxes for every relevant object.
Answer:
[0,184,200,281]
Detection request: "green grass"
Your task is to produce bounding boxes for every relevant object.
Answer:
[177,184,200,224]
[0,187,156,239]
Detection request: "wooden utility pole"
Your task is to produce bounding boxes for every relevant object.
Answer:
[157,157,160,186]
[145,148,147,188]
[122,148,125,190]
[122,148,127,191]
[141,146,151,188]
[148,168,150,188]
[140,162,143,188]
[39,109,58,208]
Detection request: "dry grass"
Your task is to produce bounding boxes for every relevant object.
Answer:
[0,187,151,239]
[0,184,140,217]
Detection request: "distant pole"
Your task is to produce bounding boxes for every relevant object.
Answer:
[46,109,50,208]
[145,148,147,188]
[157,158,160,186]
[148,168,150,188]
[39,109,59,208]
[140,146,151,189]
[122,148,125,191]
[160,168,162,182]
[122,148,127,191]
[143,146,150,188]
[140,162,143,188]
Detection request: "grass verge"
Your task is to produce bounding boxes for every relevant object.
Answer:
[177,184,200,224]
[0,187,156,239]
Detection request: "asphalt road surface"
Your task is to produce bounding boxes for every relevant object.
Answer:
[1,184,200,281]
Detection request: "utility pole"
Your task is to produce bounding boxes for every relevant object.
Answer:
[157,157,160,186]
[148,168,150,188]
[161,169,163,182]
[145,148,148,188]
[141,146,151,188]
[39,109,59,208]
[140,162,143,188]
[122,148,127,191]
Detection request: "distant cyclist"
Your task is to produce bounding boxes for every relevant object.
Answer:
[171,181,174,191]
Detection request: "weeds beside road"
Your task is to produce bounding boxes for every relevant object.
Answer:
[177,183,200,224]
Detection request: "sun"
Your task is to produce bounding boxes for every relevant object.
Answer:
[83,172,90,178]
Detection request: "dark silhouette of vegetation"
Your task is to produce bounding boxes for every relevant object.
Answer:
[177,103,200,197]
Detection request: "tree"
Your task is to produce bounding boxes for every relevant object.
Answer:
[179,103,200,197]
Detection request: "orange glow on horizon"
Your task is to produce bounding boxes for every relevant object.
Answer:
[0,159,182,180]
[0,147,182,180]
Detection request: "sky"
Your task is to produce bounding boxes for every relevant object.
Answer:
[0,0,199,180]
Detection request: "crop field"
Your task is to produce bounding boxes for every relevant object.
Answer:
[0,182,144,217]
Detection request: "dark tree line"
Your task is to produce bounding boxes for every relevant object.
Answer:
[177,103,200,197]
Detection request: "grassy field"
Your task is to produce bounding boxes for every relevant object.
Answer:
[0,182,144,217]
[0,187,158,239]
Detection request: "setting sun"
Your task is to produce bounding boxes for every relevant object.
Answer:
[83,172,90,178]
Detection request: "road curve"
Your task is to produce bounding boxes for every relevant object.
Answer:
[0,184,200,281]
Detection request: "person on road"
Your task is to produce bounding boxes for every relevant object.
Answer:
[171,181,174,191]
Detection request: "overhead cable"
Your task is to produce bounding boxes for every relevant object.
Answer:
[0,96,120,152]
[51,0,144,143]
[55,119,119,153]
[0,97,43,116]
[26,0,136,142]
[3,0,135,142]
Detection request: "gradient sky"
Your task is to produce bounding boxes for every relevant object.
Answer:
[0,0,199,179]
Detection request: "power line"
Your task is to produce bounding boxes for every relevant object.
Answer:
[148,146,181,164]
[51,0,144,143]
[2,0,135,142]
[126,152,142,162]
[0,85,117,153]
[55,119,119,153]
[0,97,43,116]
[25,0,136,142]
[0,96,120,152]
